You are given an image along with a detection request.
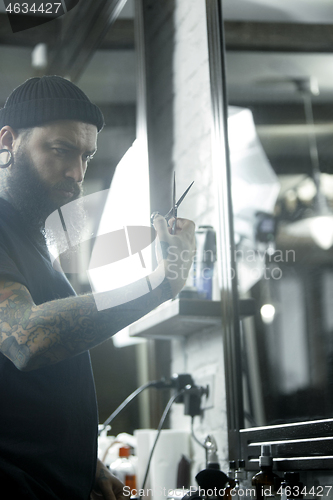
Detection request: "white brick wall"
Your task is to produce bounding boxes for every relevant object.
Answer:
[170,329,229,479]
[172,0,215,226]
[144,0,229,482]
[169,0,229,475]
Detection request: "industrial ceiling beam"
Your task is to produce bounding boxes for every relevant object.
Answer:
[224,21,333,52]
[0,13,60,47]
[239,103,333,125]
[1,17,333,54]
[231,103,333,176]
[0,14,134,50]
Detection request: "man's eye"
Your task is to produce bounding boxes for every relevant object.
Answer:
[54,148,68,155]
[84,154,94,163]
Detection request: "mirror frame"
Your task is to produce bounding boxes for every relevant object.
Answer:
[205,0,244,461]
[205,0,333,469]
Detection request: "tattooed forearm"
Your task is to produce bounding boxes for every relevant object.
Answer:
[0,275,172,371]
[1,336,30,370]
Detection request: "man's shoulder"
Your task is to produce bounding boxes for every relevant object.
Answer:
[0,199,21,239]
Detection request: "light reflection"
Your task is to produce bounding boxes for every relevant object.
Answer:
[89,139,150,347]
[260,304,276,324]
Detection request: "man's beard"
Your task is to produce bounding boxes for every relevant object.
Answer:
[6,145,86,248]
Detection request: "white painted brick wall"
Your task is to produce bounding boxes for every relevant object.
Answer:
[170,328,229,478]
[144,0,229,483]
[172,1,216,227]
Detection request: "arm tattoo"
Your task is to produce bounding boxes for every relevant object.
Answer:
[159,241,170,259]
[97,467,109,482]
[0,278,172,370]
[2,336,30,369]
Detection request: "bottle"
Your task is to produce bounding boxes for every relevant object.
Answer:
[195,436,230,500]
[193,226,217,300]
[176,454,191,489]
[110,445,137,490]
[281,472,303,500]
[235,460,253,498]
[228,460,236,482]
[225,461,237,500]
[204,434,220,469]
[252,445,281,499]
[235,459,247,486]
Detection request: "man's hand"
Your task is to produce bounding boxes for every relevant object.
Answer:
[153,214,196,297]
[91,458,127,500]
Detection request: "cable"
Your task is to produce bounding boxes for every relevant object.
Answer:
[140,389,185,497]
[99,375,194,436]
[191,416,209,465]
[99,381,156,435]
[190,416,207,450]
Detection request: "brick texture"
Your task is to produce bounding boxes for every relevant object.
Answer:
[143,0,229,482]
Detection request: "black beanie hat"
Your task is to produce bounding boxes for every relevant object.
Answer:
[0,75,105,132]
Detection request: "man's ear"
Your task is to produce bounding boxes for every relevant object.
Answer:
[0,126,19,152]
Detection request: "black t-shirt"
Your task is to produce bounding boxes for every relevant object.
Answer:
[0,198,98,499]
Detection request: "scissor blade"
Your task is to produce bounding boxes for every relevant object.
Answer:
[175,180,194,209]
[164,180,194,220]
[171,173,177,234]
[172,172,176,219]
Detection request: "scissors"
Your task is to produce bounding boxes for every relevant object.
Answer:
[151,173,194,234]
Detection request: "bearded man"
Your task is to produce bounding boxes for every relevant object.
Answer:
[0,76,195,500]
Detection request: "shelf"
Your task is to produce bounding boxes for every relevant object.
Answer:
[129,298,256,340]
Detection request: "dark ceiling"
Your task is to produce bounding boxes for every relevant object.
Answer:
[0,0,333,183]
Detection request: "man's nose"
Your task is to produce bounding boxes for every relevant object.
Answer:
[64,157,86,183]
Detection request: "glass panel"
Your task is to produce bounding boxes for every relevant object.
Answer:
[223,0,333,426]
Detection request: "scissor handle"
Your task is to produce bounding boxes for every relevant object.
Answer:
[150,211,160,225]
[150,211,177,234]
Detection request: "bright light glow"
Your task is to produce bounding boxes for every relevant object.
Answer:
[228,106,280,216]
[89,139,151,287]
[32,43,47,68]
[297,178,317,202]
[88,139,150,348]
[286,215,333,250]
[228,108,257,153]
[112,326,146,348]
[320,173,333,200]
[309,216,333,250]
[96,139,150,237]
[228,106,280,294]
[260,304,276,324]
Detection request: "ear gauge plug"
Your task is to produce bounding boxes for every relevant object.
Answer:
[0,149,13,168]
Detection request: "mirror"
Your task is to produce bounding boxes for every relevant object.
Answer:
[222,0,333,428]
[69,0,138,292]
[58,0,153,434]
[69,0,170,433]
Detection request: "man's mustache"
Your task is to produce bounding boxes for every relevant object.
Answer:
[53,181,82,199]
